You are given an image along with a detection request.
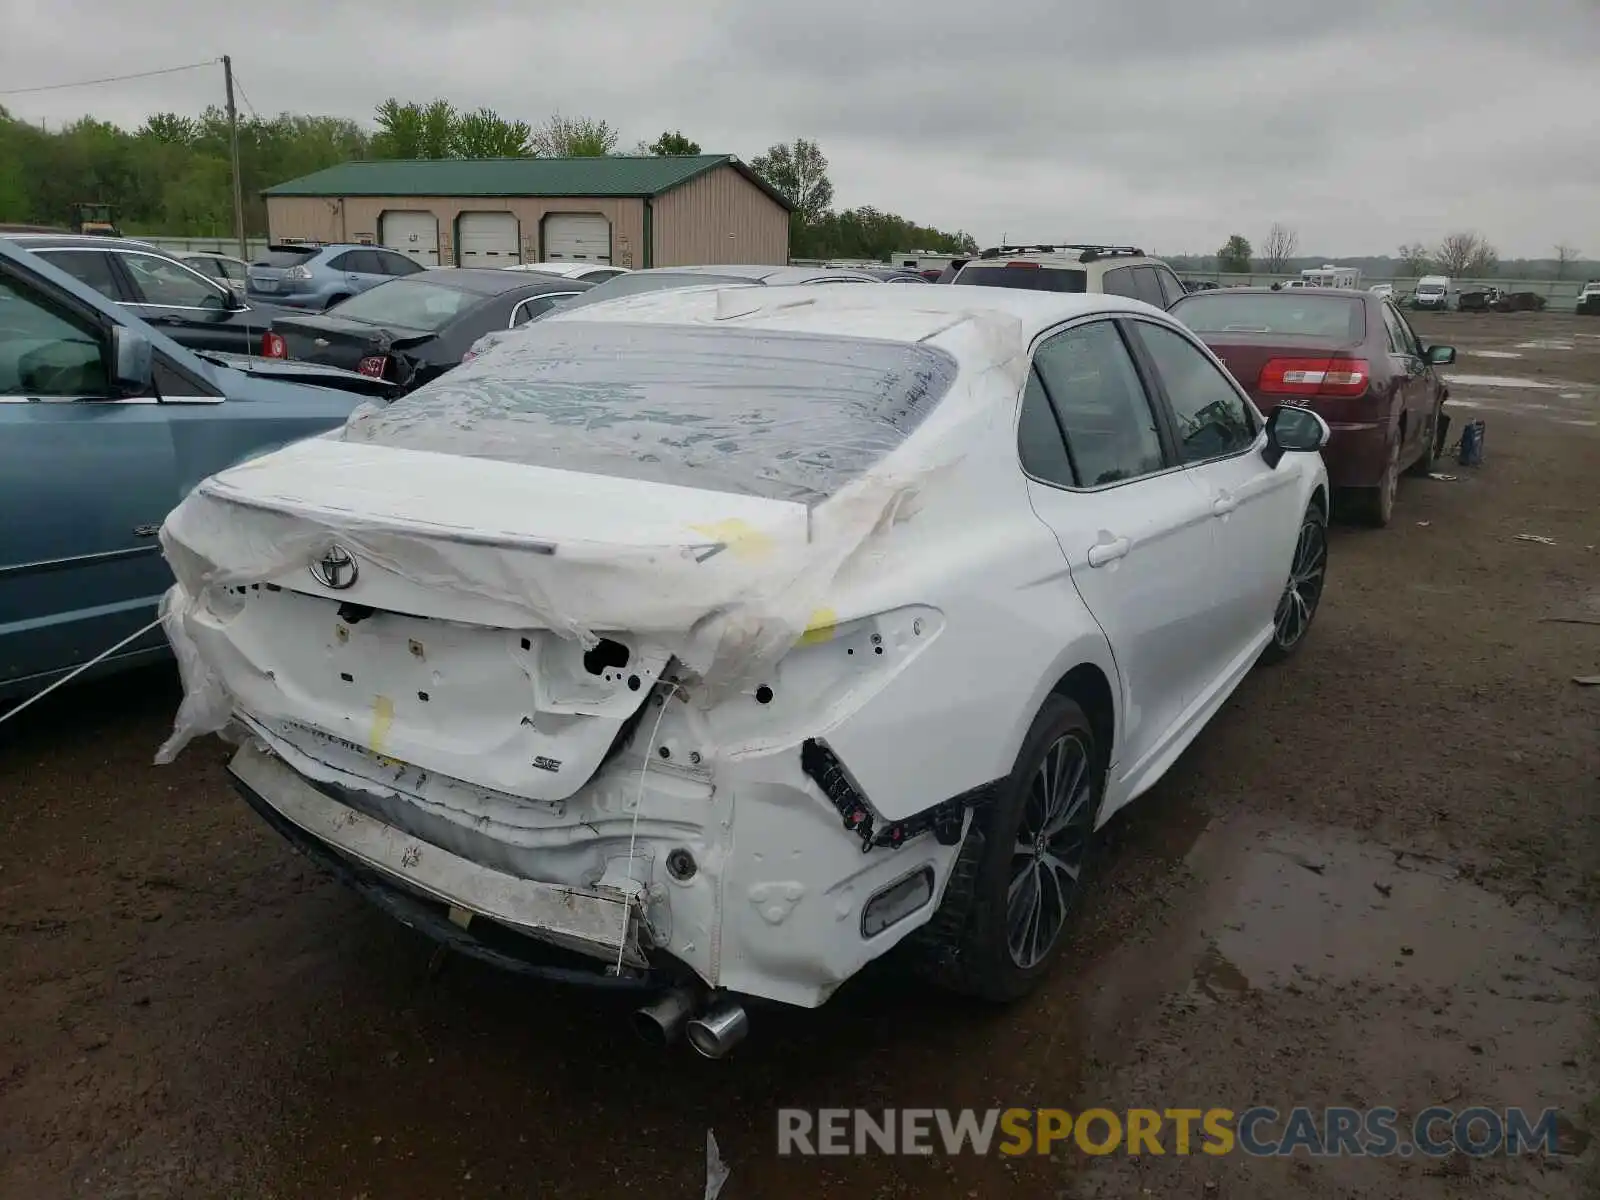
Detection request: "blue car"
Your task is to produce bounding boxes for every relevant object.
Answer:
[246,242,426,311]
[0,237,382,701]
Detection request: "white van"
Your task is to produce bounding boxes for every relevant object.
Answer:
[1412,275,1452,311]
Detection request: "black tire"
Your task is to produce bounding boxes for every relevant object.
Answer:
[1405,401,1442,477]
[911,694,1100,1001]
[323,293,351,311]
[1350,433,1400,527]
[1259,501,1328,664]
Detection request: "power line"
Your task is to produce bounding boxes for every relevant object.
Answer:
[231,69,260,121]
[0,58,219,97]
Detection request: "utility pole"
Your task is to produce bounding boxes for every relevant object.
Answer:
[223,55,246,262]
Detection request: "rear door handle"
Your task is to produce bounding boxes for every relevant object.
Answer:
[1086,536,1131,567]
[1212,493,1238,516]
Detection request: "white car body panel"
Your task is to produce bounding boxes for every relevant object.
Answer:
[159,284,1328,1009]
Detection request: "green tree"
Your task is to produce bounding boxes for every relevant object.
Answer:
[1217,234,1252,273]
[453,108,532,158]
[531,114,618,157]
[646,130,701,156]
[751,138,833,224]
[372,98,457,159]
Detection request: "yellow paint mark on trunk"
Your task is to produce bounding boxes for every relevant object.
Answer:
[369,694,395,754]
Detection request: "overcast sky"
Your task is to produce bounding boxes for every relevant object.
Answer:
[2,0,1596,258]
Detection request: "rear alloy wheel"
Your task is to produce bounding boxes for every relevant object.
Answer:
[1353,434,1400,527]
[1261,503,1328,663]
[911,695,1100,1001]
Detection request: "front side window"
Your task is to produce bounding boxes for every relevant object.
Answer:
[0,275,108,397]
[1387,304,1424,357]
[1131,321,1257,463]
[120,254,226,309]
[36,250,122,301]
[1029,320,1166,488]
[1154,267,1187,308]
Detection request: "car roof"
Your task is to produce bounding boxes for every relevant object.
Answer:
[0,233,167,253]
[549,280,1160,350]
[1175,286,1373,301]
[621,264,881,284]
[406,268,594,296]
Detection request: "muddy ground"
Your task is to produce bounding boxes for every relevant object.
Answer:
[1,311,1597,1200]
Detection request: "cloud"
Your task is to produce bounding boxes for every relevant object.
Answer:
[2,0,1595,255]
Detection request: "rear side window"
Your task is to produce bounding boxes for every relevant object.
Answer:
[1101,267,1138,299]
[378,251,424,276]
[954,264,1087,293]
[1130,267,1167,309]
[36,250,122,300]
[259,248,318,268]
[1026,320,1166,488]
[343,323,959,503]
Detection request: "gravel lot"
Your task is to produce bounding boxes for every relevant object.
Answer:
[2,311,1596,1199]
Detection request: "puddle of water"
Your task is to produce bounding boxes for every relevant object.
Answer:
[1558,419,1599,428]
[1465,349,1522,359]
[1559,392,1584,399]
[1442,373,1558,389]
[1445,399,1484,409]
[1515,340,1574,351]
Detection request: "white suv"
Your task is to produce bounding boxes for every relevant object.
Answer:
[952,244,1188,309]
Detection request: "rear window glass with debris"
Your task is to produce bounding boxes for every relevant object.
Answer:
[341,322,960,503]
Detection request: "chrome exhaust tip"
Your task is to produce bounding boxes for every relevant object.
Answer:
[685,998,749,1059]
[632,987,697,1048]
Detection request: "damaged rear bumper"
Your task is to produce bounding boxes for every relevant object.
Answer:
[229,741,660,988]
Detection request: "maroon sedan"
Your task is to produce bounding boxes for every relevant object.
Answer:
[1169,287,1455,526]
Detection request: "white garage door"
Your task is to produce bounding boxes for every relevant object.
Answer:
[457,212,520,268]
[380,211,439,268]
[543,214,611,263]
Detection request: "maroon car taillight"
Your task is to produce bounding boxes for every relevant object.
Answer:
[1258,356,1371,398]
[261,331,287,358]
[357,355,390,379]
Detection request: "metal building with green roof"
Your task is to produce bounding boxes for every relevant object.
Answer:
[261,155,793,270]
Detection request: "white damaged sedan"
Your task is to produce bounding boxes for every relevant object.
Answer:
[156,283,1331,1055]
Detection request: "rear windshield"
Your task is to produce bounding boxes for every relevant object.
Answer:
[1416,283,1445,294]
[563,271,759,309]
[954,265,1087,293]
[257,249,318,267]
[1172,293,1367,339]
[330,279,481,331]
[341,323,959,503]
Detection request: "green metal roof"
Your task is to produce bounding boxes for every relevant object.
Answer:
[262,154,793,210]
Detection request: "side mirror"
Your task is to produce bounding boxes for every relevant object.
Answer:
[221,285,247,311]
[1262,404,1330,469]
[111,327,153,395]
[1427,345,1456,365]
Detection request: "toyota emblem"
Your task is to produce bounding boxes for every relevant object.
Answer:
[310,544,359,590]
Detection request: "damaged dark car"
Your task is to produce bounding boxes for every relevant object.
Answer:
[259,268,593,394]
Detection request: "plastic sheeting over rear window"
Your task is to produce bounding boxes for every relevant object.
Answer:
[341,322,960,504]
